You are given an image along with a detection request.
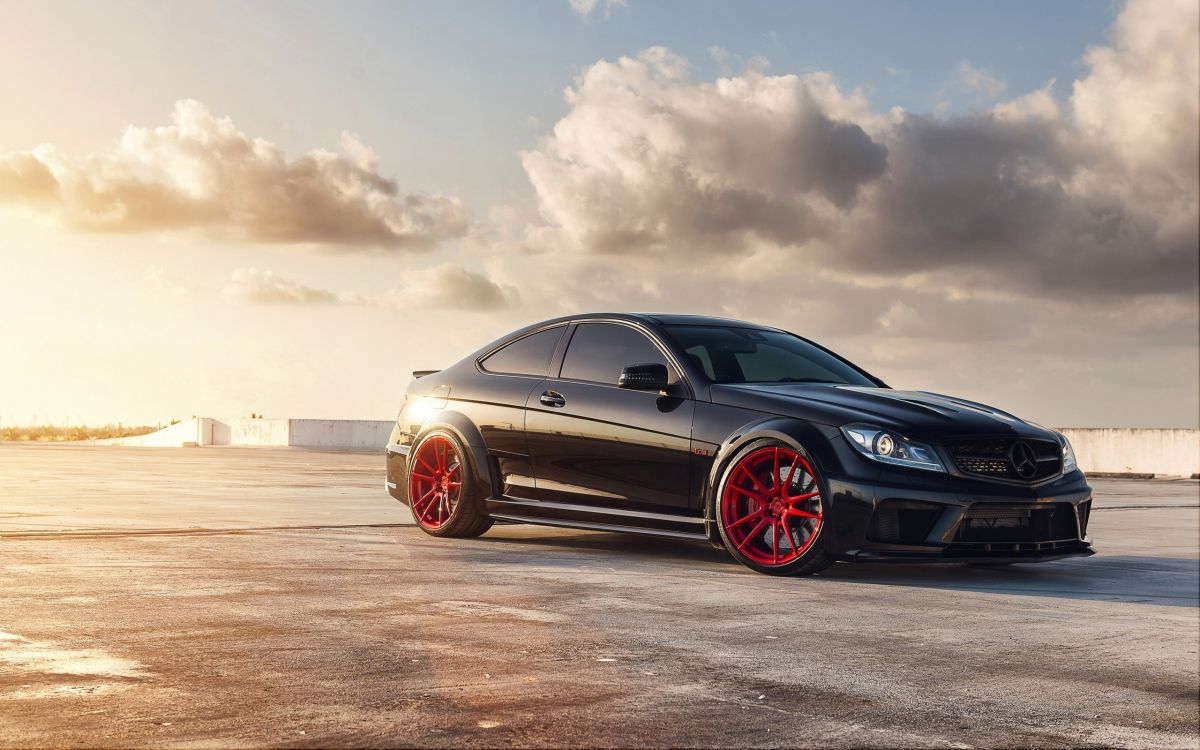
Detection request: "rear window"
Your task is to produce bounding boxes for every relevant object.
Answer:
[480,327,564,377]
[665,325,876,386]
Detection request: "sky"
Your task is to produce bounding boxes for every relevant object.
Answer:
[1,0,1197,428]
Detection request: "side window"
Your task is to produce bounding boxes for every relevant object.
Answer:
[559,323,676,385]
[480,327,564,376]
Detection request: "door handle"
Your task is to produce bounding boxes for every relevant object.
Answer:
[539,390,566,408]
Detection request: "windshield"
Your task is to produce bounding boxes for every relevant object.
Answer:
[664,325,878,386]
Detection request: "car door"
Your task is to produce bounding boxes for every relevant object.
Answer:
[524,321,696,513]
[464,324,568,501]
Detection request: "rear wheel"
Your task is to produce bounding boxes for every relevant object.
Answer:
[407,431,492,538]
[716,440,833,576]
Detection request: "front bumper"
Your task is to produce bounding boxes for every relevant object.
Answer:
[824,469,1094,563]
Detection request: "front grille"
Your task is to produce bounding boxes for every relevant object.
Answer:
[947,438,1062,482]
[954,503,1078,544]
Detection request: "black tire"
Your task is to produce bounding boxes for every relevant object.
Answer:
[715,438,834,576]
[407,429,493,538]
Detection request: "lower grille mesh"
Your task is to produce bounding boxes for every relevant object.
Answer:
[954,503,1077,544]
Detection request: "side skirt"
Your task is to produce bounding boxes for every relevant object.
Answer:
[484,496,708,542]
[487,512,709,541]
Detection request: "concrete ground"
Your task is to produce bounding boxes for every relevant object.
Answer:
[0,445,1196,749]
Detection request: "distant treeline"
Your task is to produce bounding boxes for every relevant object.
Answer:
[0,424,162,442]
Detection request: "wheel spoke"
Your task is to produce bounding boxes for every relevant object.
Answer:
[416,454,437,473]
[771,521,779,564]
[412,487,438,514]
[772,448,780,490]
[729,484,768,504]
[735,518,770,552]
[737,465,770,495]
[410,472,436,481]
[780,519,799,553]
[786,508,821,520]
[786,489,820,503]
[784,456,799,494]
[728,510,765,531]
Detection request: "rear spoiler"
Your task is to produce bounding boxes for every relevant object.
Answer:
[412,370,440,379]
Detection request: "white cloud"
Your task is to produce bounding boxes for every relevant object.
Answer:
[224,264,517,312]
[385,263,519,311]
[145,264,191,297]
[520,48,886,258]
[569,0,627,19]
[956,60,1007,98]
[0,101,468,250]
[707,46,731,66]
[224,268,343,305]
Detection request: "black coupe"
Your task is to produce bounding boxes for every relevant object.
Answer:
[385,313,1093,575]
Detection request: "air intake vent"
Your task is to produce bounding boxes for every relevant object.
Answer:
[867,500,943,544]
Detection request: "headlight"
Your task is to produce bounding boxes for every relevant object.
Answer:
[1058,433,1078,473]
[841,424,946,473]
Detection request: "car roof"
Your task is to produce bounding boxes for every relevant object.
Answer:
[529,312,780,330]
[634,313,780,329]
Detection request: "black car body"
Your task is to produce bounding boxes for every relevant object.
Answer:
[386,313,1093,575]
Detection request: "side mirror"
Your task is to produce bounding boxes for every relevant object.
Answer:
[619,363,669,392]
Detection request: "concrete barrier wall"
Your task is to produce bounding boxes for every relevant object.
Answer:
[85,417,385,450]
[1060,428,1199,477]
[288,420,392,450]
[228,418,291,446]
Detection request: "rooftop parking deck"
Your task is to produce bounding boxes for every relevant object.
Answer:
[1,444,1197,748]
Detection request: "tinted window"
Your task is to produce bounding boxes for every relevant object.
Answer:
[665,325,877,386]
[480,327,564,376]
[560,323,675,385]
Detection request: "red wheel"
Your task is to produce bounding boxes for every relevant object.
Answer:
[718,443,829,574]
[408,435,463,531]
[405,431,493,538]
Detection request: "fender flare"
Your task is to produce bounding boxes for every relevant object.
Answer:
[702,417,842,543]
[413,409,495,498]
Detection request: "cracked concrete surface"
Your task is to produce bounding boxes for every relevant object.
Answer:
[0,444,1196,748]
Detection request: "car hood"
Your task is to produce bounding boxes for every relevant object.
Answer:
[710,384,1058,442]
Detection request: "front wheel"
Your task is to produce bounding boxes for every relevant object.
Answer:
[407,430,492,538]
[716,440,833,576]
